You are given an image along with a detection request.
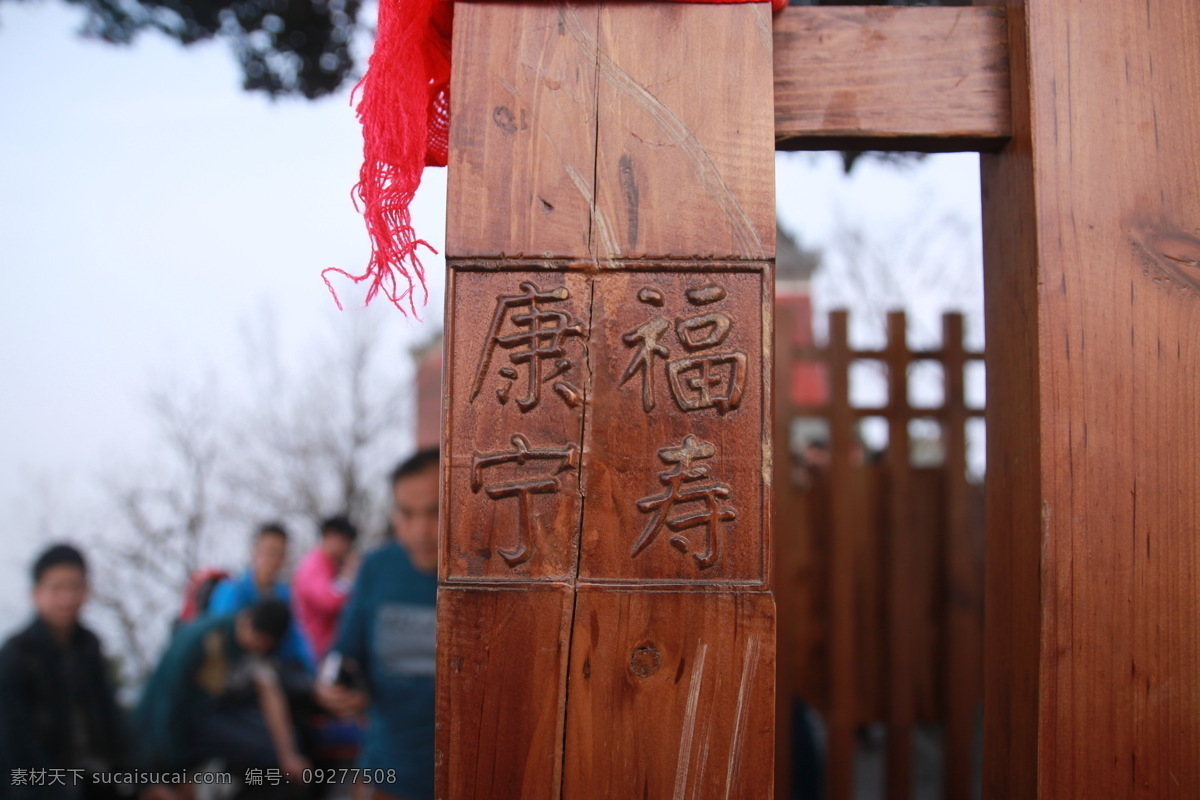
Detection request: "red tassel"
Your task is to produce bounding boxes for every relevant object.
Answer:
[323,0,453,315]
[333,0,783,313]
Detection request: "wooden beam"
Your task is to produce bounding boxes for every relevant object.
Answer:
[439,9,598,798]
[773,6,1010,152]
[981,0,1200,797]
[445,2,598,258]
[593,3,775,260]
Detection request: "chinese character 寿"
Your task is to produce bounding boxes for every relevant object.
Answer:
[632,434,737,569]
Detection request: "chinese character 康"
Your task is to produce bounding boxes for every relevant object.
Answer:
[471,281,585,412]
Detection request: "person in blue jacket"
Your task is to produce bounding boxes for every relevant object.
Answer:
[316,449,438,800]
[208,522,314,673]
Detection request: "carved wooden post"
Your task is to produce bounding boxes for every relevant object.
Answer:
[981,0,1200,796]
[437,2,776,798]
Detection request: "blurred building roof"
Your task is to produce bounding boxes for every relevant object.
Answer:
[777,223,821,283]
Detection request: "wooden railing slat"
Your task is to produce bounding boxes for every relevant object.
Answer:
[826,310,858,800]
[883,311,916,800]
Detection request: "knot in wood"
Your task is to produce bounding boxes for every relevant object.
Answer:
[629,646,661,678]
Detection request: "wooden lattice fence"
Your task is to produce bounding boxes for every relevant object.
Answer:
[774,308,985,800]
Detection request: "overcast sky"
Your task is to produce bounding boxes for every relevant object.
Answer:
[0,3,983,636]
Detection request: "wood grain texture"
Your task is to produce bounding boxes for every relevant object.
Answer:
[981,1,1200,797]
[593,2,776,259]
[774,6,1010,152]
[447,2,599,258]
[436,586,574,800]
[977,1,1041,783]
[562,588,776,800]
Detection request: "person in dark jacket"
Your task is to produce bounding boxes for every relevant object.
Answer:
[134,600,309,796]
[0,544,127,800]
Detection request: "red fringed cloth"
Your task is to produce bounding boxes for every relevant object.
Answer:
[325,0,787,315]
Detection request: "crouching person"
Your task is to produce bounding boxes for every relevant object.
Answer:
[135,600,309,798]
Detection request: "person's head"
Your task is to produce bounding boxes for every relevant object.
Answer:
[250,522,289,586]
[31,544,89,634]
[235,599,292,656]
[389,448,440,574]
[319,514,358,561]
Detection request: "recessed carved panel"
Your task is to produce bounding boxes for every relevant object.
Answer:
[444,270,590,582]
[582,270,766,584]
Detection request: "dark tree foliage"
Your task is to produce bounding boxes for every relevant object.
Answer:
[9,0,968,101]
[29,0,365,99]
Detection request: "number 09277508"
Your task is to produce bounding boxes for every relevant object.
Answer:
[301,768,397,785]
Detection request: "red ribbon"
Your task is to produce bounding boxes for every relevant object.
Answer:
[326,0,784,314]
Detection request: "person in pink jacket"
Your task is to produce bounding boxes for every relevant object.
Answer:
[292,515,359,661]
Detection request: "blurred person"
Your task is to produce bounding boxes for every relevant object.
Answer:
[0,544,127,800]
[316,449,438,800]
[135,600,309,795]
[176,567,231,626]
[209,523,314,673]
[292,515,360,662]
[208,523,289,613]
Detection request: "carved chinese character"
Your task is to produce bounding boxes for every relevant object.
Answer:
[620,315,671,412]
[619,283,747,415]
[676,311,732,350]
[471,434,580,567]
[685,283,727,305]
[667,352,747,413]
[631,434,737,569]
[471,281,585,412]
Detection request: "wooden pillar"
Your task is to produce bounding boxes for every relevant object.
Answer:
[438,3,777,798]
[981,1,1200,797]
